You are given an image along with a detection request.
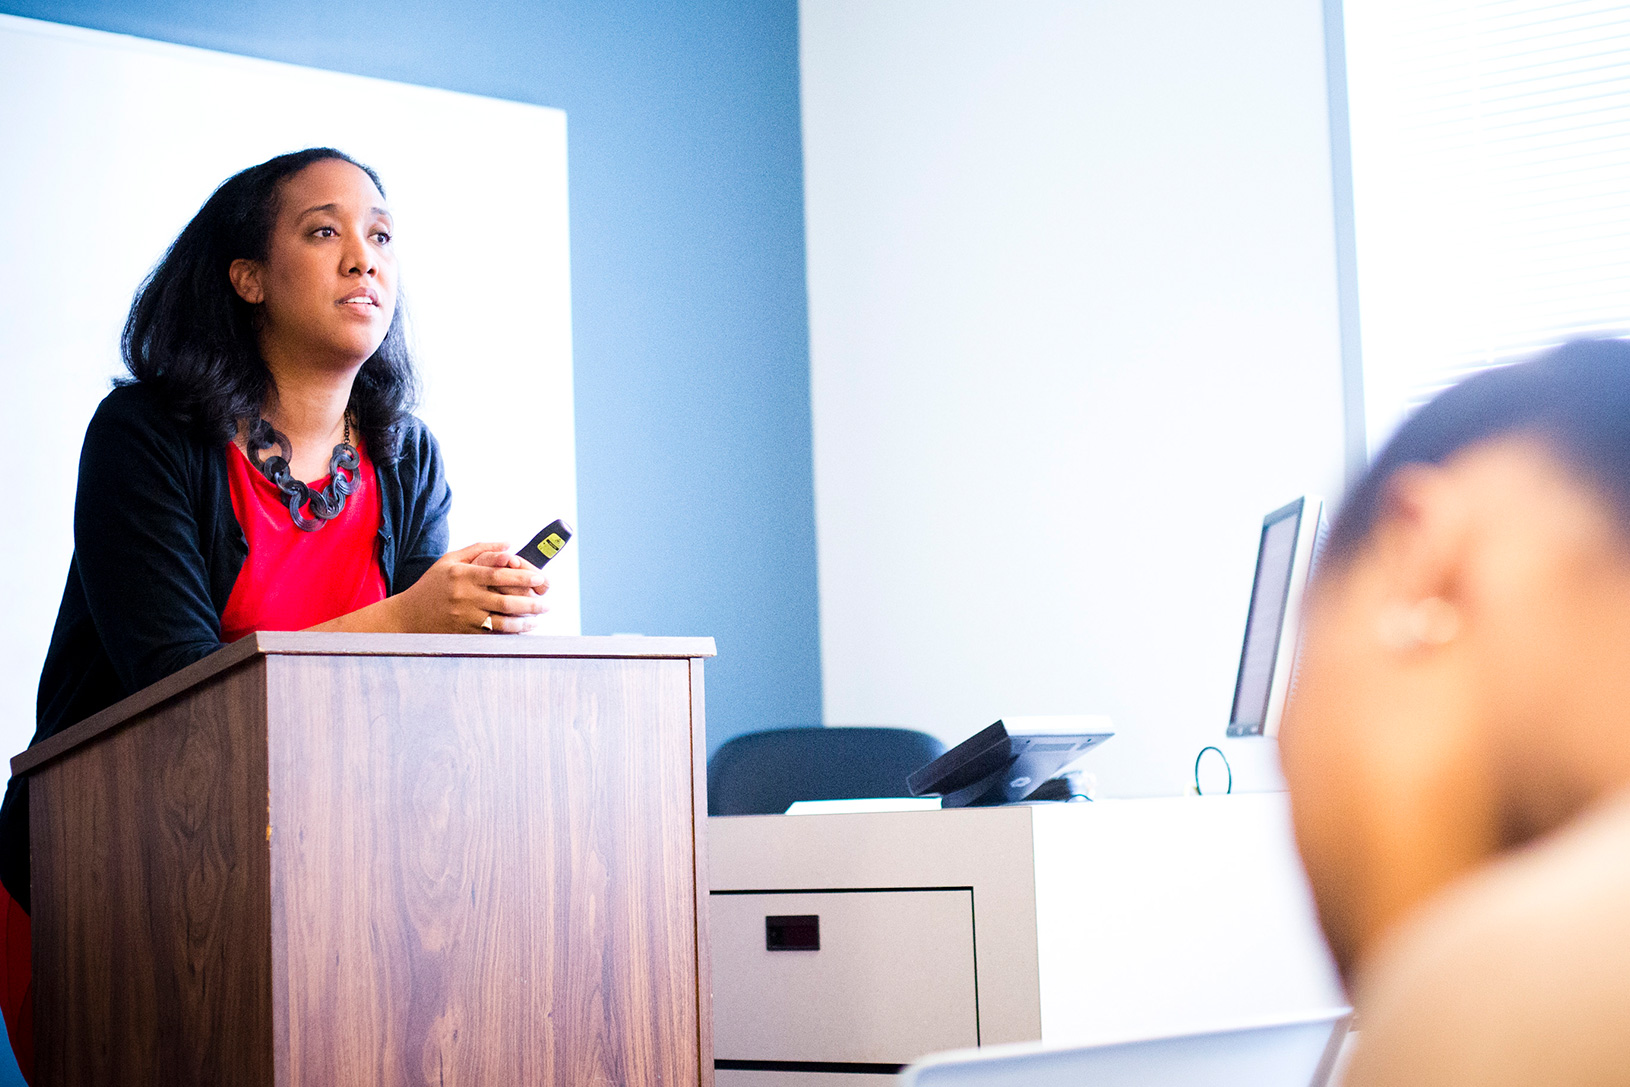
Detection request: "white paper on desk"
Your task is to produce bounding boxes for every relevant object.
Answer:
[784,797,943,815]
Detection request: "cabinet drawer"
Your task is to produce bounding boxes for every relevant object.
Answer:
[711,889,979,1065]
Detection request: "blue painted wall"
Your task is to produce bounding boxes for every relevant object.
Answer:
[0,0,825,754]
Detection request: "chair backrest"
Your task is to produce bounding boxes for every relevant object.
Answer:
[706,727,946,816]
[897,1012,1352,1087]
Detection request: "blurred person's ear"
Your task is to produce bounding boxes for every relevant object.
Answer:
[1367,463,1473,655]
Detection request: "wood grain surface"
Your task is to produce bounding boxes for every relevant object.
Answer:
[12,636,265,776]
[14,634,716,778]
[265,652,706,1086]
[30,660,273,1086]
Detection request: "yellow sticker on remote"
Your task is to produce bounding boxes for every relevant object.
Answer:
[539,533,565,558]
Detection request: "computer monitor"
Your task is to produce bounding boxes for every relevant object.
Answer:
[1226,496,1325,738]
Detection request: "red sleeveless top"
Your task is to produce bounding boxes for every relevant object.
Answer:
[220,439,387,642]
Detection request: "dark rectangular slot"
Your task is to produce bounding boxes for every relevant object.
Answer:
[765,914,819,951]
[716,1059,903,1075]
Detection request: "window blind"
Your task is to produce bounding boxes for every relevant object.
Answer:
[1344,0,1630,450]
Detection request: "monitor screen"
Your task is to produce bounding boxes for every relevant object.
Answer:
[1228,500,1305,735]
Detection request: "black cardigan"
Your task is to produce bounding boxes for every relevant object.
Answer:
[0,383,451,911]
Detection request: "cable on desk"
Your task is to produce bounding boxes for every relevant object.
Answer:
[1194,745,1232,795]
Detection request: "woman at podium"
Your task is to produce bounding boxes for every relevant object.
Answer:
[0,148,548,1081]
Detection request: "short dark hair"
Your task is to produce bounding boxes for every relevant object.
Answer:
[120,147,418,461]
[1327,338,1630,563]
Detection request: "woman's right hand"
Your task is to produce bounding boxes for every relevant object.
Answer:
[391,541,550,633]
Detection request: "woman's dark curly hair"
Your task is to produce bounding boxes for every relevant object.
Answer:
[121,147,418,462]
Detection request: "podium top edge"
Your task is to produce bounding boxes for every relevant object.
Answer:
[244,632,717,660]
[12,633,715,777]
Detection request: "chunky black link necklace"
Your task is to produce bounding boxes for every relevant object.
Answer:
[245,415,360,532]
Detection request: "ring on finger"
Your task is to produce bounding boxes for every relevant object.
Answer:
[480,615,494,632]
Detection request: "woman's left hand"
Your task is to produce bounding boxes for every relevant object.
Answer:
[471,549,550,606]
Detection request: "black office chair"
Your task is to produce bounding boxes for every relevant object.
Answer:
[707,727,946,816]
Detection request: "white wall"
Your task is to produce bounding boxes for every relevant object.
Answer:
[0,16,579,765]
[801,0,1347,796]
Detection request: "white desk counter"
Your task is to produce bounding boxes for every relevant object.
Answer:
[708,795,1346,1083]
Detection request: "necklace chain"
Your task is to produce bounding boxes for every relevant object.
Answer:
[245,415,359,532]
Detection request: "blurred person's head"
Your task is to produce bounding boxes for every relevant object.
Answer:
[1281,339,1630,979]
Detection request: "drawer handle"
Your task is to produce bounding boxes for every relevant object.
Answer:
[765,914,819,951]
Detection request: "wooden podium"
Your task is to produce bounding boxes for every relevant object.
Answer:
[11,633,717,1087]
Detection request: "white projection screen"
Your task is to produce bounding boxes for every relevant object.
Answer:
[0,15,581,768]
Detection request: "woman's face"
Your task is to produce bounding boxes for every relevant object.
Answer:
[230,158,399,368]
